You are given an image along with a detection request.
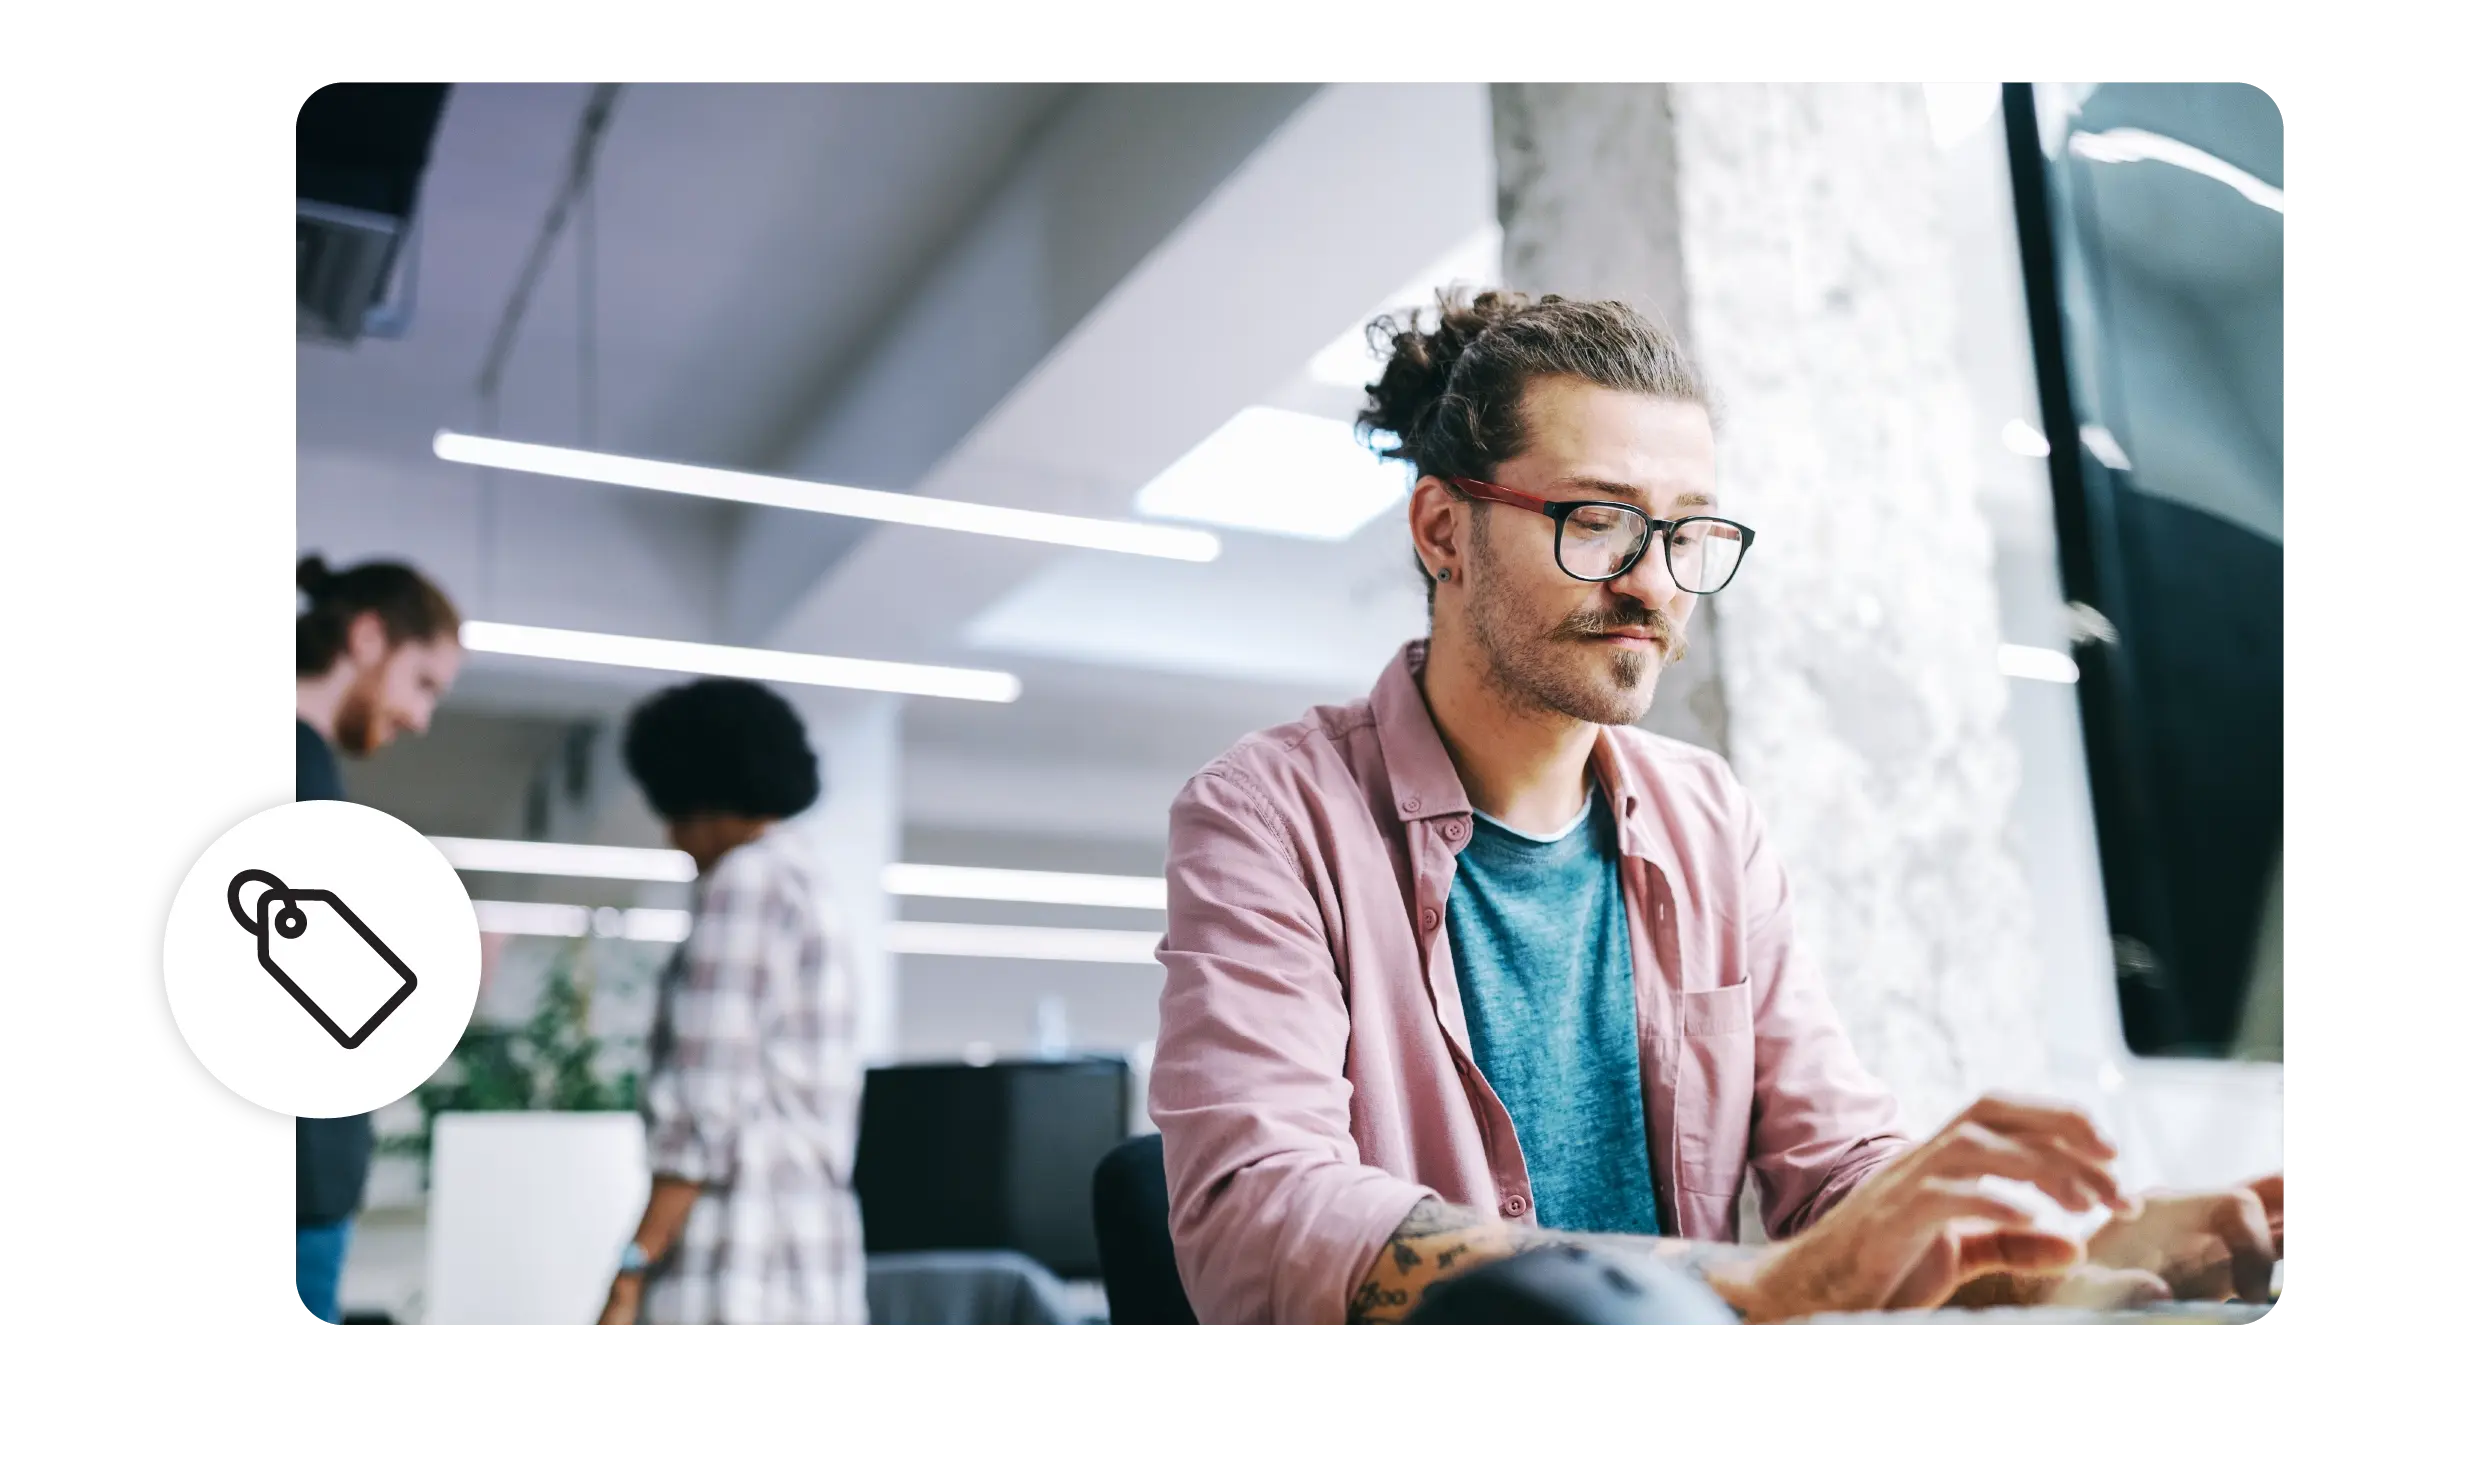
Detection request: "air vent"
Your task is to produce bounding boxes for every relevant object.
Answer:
[297,200,404,344]
[298,83,449,345]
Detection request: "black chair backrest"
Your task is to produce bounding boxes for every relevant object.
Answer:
[1090,1134,1197,1324]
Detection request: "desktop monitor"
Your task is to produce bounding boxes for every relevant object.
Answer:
[853,1055,1131,1280]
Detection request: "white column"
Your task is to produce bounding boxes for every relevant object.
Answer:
[1492,84,2049,1134]
[780,691,902,1066]
[1493,83,1725,756]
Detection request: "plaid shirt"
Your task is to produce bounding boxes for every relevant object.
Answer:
[640,828,866,1323]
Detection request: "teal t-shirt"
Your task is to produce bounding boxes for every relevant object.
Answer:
[1446,787,1665,1236]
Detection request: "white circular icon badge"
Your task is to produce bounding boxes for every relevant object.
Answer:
[165,801,481,1117]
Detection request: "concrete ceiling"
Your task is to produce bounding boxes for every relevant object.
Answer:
[745,83,1497,677]
[302,83,1503,852]
[298,81,1080,679]
[299,82,1074,467]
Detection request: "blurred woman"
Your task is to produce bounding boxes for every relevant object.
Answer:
[597,678,866,1324]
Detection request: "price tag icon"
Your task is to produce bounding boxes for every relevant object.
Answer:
[228,868,418,1049]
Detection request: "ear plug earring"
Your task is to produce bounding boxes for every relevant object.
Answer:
[1437,568,1452,582]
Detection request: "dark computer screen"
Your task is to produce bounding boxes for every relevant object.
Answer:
[2004,83,2283,1059]
[853,1056,1132,1279]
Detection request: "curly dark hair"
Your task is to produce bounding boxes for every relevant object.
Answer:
[622,678,821,821]
[1355,287,1713,593]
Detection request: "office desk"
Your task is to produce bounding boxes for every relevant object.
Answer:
[1802,1302,2273,1325]
[1800,1262,2281,1324]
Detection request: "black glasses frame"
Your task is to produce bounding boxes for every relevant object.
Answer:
[1447,476,1758,593]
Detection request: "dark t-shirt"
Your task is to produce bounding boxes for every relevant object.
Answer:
[295,719,373,1227]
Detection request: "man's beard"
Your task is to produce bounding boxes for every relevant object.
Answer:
[1464,535,1687,727]
[333,683,384,758]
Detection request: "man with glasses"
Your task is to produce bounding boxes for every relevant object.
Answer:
[1148,288,2281,1323]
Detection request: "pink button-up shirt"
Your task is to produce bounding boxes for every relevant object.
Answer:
[1149,641,1912,1324]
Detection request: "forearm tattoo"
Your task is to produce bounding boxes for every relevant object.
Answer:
[1345,1198,1753,1323]
[1348,1198,1501,1322]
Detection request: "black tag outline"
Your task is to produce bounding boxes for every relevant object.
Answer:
[254,889,419,1050]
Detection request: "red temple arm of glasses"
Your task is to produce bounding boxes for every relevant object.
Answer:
[1446,476,1555,514]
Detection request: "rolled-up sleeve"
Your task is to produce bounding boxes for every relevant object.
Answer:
[643,866,777,1186]
[1721,758,1914,1237]
[1148,770,1428,1324]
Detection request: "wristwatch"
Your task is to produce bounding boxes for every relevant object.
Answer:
[616,1241,651,1279]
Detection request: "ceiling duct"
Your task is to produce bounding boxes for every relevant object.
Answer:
[297,83,450,345]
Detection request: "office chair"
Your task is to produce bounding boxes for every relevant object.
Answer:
[1090,1134,1197,1324]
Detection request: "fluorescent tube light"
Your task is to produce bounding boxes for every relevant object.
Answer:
[437,842,1164,913]
[881,863,1167,911]
[471,900,591,937]
[1998,644,2081,684]
[433,431,1221,563]
[620,908,693,943]
[885,921,1163,965]
[431,836,696,882]
[2002,419,2051,458]
[470,900,692,941]
[1134,406,1410,541]
[459,621,1022,703]
[2067,128,2283,214]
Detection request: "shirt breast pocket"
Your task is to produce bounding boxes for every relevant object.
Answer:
[1675,979,1756,1194]
[1682,980,1754,1038]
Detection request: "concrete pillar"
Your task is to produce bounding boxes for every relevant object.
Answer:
[1492,84,1724,756]
[1491,83,2048,1135]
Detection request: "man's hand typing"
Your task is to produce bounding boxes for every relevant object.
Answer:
[2073,1172,2281,1302]
[1347,1093,2136,1324]
[1706,1093,2133,1321]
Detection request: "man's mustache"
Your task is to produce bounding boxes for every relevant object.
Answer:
[1552,600,1675,644]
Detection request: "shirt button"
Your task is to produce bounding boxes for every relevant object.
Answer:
[1400,796,1420,813]
[1419,907,1440,931]
[1501,1194,1528,1218]
[1442,819,1468,842]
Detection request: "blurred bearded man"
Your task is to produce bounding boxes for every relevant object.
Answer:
[292,553,464,1320]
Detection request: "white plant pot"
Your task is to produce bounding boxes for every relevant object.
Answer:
[424,1111,646,1324]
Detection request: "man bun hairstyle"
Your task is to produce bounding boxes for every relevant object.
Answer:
[622,677,822,823]
[297,554,463,676]
[1355,287,1714,590]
